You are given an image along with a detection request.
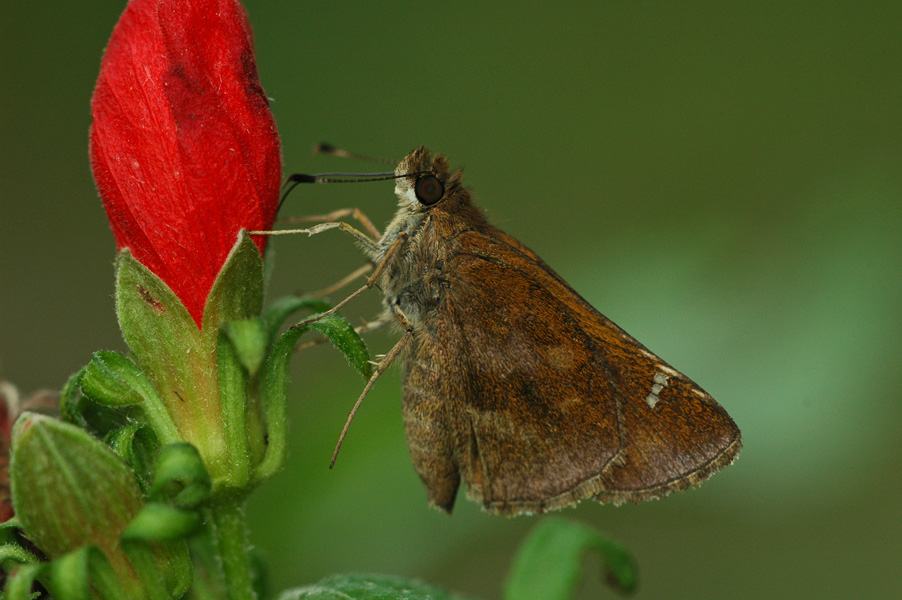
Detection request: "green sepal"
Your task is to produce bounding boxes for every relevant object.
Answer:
[46,546,93,600]
[222,319,268,377]
[276,573,476,600]
[122,504,202,542]
[215,329,253,487]
[3,561,42,600]
[121,542,169,599]
[0,515,26,546]
[254,313,372,481]
[9,413,144,559]
[202,231,264,332]
[0,538,40,566]
[60,367,87,426]
[122,538,192,600]
[62,368,137,441]
[9,430,195,595]
[104,424,159,494]
[81,351,147,406]
[116,247,205,368]
[143,540,192,600]
[115,248,213,453]
[0,518,41,596]
[115,232,266,489]
[503,517,638,600]
[261,296,332,342]
[81,351,180,445]
[148,443,212,508]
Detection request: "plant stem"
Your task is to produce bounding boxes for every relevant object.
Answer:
[208,500,255,600]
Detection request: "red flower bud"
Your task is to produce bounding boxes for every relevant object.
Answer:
[90,0,281,327]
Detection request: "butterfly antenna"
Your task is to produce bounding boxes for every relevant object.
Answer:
[277,171,395,212]
[314,142,396,165]
[277,169,428,212]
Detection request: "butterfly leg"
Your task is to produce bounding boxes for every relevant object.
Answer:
[308,263,374,298]
[255,222,399,334]
[289,231,407,334]
[248,219,380,259]
[280,208,382,241]
[330,305,414,468]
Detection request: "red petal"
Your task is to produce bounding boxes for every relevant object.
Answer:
[90,0,281,327]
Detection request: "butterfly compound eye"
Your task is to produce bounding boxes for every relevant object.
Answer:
[414,175,444,205]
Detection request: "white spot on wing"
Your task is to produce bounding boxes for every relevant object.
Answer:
[657,364,680,377]
[646,370,671,409]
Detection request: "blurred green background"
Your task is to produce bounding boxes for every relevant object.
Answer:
[2,1,901,598]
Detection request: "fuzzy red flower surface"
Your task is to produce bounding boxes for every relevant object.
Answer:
[90,0,281,327]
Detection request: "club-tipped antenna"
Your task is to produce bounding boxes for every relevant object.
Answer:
[277,143,404,211]
[277,170,426,212]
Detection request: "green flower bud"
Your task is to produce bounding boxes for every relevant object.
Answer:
[10,413,142,558]
[9,414,193,599]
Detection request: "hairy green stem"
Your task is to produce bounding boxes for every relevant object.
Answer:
[208,501,255,600]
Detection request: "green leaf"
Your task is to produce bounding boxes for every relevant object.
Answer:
[254,314,372,481]
[503,518,637,600]
[277,573,476,600]
[261,296,333,342]
[296,314,373,381]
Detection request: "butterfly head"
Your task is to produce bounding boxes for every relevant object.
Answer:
[394,146,465,213]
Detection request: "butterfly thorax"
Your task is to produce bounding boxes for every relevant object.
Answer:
[376,148,487,330]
